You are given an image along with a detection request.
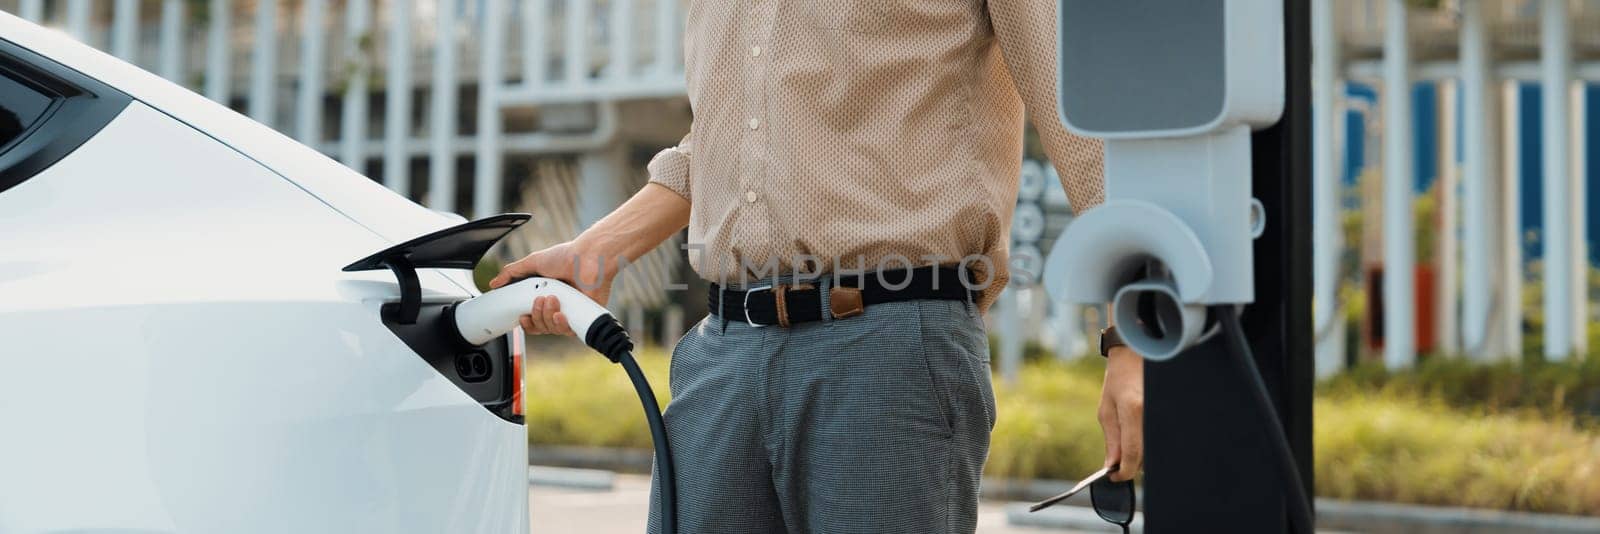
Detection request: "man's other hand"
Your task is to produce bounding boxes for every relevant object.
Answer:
[489,241,612,337]
[1098,346,1144,482]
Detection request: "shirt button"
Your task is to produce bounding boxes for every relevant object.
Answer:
[748,118,760,130]
[745,190,759,203]
[751,45,762,57]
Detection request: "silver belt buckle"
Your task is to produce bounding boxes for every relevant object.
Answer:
[744,285,773,328]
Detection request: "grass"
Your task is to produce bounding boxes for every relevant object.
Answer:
[526,348,1600,516]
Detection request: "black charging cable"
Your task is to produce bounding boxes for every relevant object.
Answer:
[1213,305,1315,534]
[586,317,677,534]
[619,351,676,534]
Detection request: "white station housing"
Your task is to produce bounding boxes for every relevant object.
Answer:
[1044,0,1285,359]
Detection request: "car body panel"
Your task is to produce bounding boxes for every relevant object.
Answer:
[0,17,529,534]
[0,10,461,249]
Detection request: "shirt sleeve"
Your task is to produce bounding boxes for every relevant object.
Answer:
[646,134,693,201]
[987,0,1106,215]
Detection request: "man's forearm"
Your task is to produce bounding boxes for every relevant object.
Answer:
[573,182,691,274]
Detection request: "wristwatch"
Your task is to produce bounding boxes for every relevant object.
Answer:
[1099,326,1126,358]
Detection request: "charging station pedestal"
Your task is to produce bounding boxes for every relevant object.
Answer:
[1047,0,1312,531]
[1157,2,1314,530]
[1143,20,1312,527]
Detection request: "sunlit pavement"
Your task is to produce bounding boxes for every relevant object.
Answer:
[529,474,1093,533]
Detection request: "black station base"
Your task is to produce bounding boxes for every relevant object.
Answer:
[1142,1,1314,532]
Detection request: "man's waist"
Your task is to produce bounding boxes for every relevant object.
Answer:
[709,267,977,328]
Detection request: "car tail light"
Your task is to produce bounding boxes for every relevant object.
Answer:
[510,327,525,417]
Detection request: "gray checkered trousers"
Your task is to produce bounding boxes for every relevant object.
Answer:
[647,276,997,534]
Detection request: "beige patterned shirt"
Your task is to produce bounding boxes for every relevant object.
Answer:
[646,0,1105,310]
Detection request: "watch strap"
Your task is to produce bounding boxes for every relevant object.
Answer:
[1099,326,1125,357]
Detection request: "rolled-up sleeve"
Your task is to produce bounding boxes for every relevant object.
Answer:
[988,0,1106,214]
[646,135,693,201]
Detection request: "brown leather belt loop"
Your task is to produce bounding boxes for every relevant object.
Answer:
[774,283,817,327]
[830,286,865,319]
[773,284,791,327]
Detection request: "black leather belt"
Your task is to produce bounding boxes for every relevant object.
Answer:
[710,268,977,327]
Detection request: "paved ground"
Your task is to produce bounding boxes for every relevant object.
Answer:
[529,474,1090,533]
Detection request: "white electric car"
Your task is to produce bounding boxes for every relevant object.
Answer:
[0,12,530,533]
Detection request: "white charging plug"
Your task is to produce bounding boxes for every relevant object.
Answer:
[452,277,610,346]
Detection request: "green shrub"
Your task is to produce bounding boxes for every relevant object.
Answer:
[985,359,1108,481]
[525,349,672,450]
[473,257,501,293]
[1321,357,1600,427]
[1316,390,1600,514]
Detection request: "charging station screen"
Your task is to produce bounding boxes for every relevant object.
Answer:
[1059,0,1226,134]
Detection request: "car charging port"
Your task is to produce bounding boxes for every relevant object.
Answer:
[380,301,519,422]
[343,215,534,423]
[344,215,672,533]
[454,350,493,383]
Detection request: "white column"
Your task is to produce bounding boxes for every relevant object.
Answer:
[1541,0,1575,361]
[1025,289,1048,352]
[1438,80,1460,355]
[430,0,460,212]
[998,289,1021,384]
[578,145,627,228]
[1460,0,1500,360]
[609,0,636,81]
[1312,0,1345,375]
[111,0,138,61]
[566,0,591,88]
[653,0,679,77]
[475,0,507,217]
[65,0,91,43]
[522,0,550,89]
[18,0,43,22]
[627,305,646,346]
[614,0,637,80]
[297,0,327,145]
[341,0,372,171]
[204,0,231,103]
[385,0,414,196]
[1572,83,1588,356]
[663,304,684,348]
[1382,0,1416,369]
[1053,304,1086,360]
[157,0,185,82]
[1501,81,1524,358]
[249,0,278,126]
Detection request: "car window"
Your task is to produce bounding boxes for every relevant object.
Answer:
[0,71,52,148]
[0,38,131,196]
